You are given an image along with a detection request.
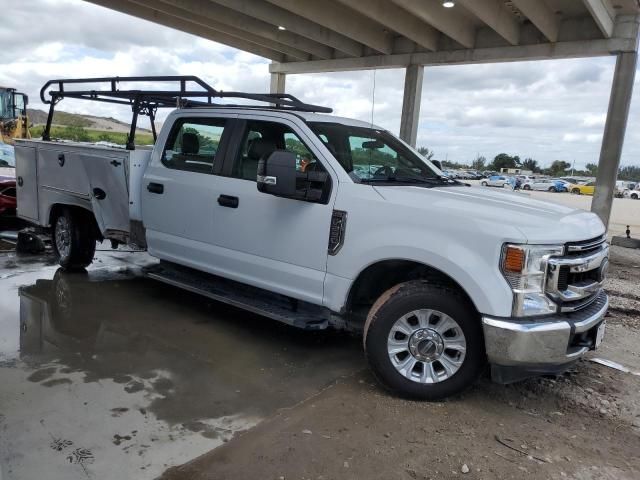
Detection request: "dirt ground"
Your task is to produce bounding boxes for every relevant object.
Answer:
[155,245,640,480]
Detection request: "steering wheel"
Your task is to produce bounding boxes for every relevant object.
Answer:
[373,165,393,178]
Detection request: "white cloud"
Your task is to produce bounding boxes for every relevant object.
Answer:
[1,0,639,170]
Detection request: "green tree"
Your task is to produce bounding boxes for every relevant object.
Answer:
[585,163,598,176]
[521,157,540,173]
[417,146,435,160]
[547,160,571,176]
[471,155,486,171]
[490,153,520,172]
[618,165,640,181]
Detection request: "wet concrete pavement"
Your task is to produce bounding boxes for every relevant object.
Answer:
[0,250,363,480]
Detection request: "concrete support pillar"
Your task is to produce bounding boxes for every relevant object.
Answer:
[399,64,424,147]
[270,72,286,94]
[591,51,637,228]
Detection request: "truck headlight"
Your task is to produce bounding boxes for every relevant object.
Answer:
[500,244,564,317]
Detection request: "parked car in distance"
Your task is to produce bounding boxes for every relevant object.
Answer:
[623,184,640,199]
[481,175,511,187]
[522,179,566,192]
[570,181,596,195]
[0,178,17,217]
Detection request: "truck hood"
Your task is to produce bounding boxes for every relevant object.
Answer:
[373,184,605,243]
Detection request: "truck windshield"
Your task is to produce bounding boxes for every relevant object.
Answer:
[308,122,448,185]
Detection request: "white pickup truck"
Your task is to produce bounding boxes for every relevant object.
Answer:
[14,77,609,399]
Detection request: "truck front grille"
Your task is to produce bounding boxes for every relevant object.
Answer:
[545,238,609,313]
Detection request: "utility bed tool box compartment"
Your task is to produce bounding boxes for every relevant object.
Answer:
[14,139,151,240]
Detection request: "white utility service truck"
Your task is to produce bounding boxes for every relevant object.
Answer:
[14,77,609,399]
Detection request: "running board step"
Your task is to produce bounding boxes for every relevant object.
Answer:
[145,262,330,330]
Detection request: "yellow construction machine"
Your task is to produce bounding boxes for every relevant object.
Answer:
[0,87,30,144]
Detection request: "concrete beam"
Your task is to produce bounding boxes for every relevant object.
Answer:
[334,0,439,51]
[391,0,476,48]
[591,51,637,228]
[270,72,286,94]
[159,0,333,58]
[399,65,424,147]
[264,0,394,54]
[270,37,637,74]
[131,0,311,60]
[457,0,520,45]
[206,0,362,57]
[510,0,559,42]
[583,0,615,38]
[86,0,285,61]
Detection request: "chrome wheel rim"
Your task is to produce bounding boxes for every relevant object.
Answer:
[55,216,71,258]
[387,309,466,384]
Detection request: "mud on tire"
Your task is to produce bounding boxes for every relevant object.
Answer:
[364,280,485,400]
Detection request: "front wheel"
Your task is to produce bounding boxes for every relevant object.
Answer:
[481,181,488,186]
[52,209,96,270]
[572,188,581,195]
[632,193,639,200]
[548,186,556,192]
[523,185,531,190]
[364,281,485,400]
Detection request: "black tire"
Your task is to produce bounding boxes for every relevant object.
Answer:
[363,281,485,400]
[52,208,96,270]
[523,185,531,190]
[481,181,488,186]
[572,188,581,195]
[548,186,556,192]
[632,193,638,200]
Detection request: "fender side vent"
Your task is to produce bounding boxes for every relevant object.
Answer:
[328,210,347,256]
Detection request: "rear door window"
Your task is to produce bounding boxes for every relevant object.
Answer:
[163,118,228,174]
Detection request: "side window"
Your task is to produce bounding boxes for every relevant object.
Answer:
[162,118,226,174]
[232,120,324,182]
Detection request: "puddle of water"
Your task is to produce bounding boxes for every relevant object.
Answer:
[0,251,363,479]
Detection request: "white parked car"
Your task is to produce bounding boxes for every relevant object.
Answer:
[623,185,639,199]
[522,179,566,192]
[15,76,610,400]
[481,175,511,187]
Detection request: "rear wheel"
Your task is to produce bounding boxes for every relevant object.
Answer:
[548,186,556,192]
[572,188,581,195]
[523,185,531,190]
[632,193,639,200]
[364,281,484,400]
[481,181,488,186]
[52,209,96,270]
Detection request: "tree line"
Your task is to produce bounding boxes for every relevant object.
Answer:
[417,147,640,181]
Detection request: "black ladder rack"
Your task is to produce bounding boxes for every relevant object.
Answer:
[39,75,332,150]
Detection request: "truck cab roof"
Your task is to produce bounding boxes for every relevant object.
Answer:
[171,105,384,131]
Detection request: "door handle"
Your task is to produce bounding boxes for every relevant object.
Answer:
[147,182,164,194]
[217,195,239,208]
[17,176,23,187]
[110,160,122,167]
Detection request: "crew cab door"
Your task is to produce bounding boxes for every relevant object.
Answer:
[141,114,236,263]
[210,116,337,305]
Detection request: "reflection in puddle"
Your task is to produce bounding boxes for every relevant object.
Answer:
[1,264,362,479]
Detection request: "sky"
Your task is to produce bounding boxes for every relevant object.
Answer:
[1,0,639,170]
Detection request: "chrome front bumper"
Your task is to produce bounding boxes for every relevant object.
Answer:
[482,290,608,369]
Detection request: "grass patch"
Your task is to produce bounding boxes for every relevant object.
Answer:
[30,125,154,146]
